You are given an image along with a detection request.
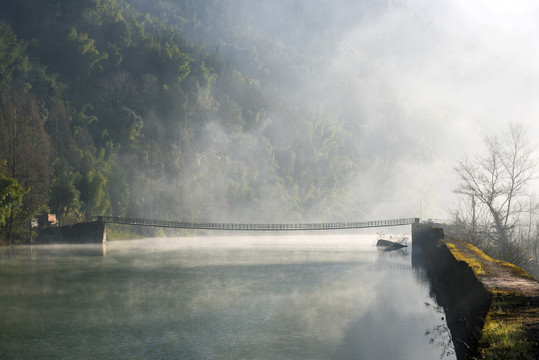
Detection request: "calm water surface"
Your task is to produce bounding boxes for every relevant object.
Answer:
[0,234,455,359]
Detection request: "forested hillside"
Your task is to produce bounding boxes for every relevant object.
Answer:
[0,0,385,243]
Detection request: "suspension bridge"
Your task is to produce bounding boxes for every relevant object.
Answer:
[34,216,420,244]
[94,216,419,231]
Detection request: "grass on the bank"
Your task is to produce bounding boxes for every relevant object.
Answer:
[444,239,534,280]
[106,224,144,240]
[494,259,536,281]
[443,239,538,359]
[478,297,536,360]
[479,320,532,359]
[105,224,194,240]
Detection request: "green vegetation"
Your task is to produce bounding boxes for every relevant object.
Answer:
[0,0,375,243]
[105,224,143,240]
[446,239,535,282]
[479,296,537,360]
[442,238,538,359]
[0,172,26,227]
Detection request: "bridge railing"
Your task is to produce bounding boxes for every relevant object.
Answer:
[92,216,419,231]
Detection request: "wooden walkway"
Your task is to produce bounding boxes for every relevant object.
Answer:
[95,216,419,231]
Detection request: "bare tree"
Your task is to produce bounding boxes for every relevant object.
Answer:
[450,194,491,246]
[453,123,537,260]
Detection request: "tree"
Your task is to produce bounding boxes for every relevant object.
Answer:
[49,160,81,218]
[0,87,51,242]
[64,27,109,78]
[453,123,537,261]
[0,21,28,86]
[0,173,26,228]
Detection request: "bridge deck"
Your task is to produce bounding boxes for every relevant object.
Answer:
[95,216,419,231]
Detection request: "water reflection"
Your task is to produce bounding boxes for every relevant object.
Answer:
[0,235,456,359]
[424,302,456,358]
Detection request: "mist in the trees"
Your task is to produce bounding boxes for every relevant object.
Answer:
[2,0,539,242]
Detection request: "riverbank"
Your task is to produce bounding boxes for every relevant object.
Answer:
[413,224,539,359]
[443,238,539,359]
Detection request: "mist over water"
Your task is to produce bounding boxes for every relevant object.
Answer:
[0,234,455,359]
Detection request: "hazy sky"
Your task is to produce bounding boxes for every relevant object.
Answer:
[326,0,539,220]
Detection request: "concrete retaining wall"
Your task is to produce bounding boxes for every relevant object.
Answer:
[412,224,492,359]
[34,221,106,244]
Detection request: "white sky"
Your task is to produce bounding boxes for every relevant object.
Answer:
[328,1,539,220]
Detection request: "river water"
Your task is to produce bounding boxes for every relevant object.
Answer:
[0,234,455,359]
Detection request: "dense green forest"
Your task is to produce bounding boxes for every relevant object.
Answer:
[1,0,391,243]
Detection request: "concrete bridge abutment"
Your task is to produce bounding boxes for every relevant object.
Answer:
[34,220,107,244]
